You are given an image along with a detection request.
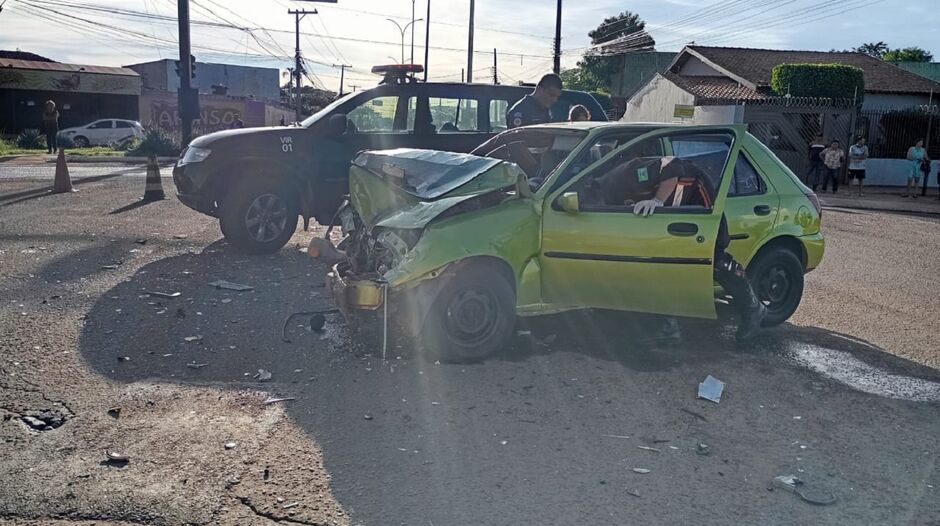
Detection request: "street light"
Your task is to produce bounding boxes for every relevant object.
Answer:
[386,18,423,64]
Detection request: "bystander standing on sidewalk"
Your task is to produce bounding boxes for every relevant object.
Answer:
[807,136,827,191]
[821,140,845,194]
[905,139,929,198]
[41,100,59,154]
[848,136,869,197]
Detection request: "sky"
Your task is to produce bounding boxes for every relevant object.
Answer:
[0,0,937,93]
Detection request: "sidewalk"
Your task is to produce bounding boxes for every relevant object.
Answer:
[818,186,940,215]
[0,153,177,165]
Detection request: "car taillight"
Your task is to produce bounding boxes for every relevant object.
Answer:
[805,191,822,217]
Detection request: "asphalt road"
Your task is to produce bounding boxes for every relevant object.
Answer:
[1,166,938,526]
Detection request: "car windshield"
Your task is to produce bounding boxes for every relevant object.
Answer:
[471,127,588,190]
[300,91,358,127]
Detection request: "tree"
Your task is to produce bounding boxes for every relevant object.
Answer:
[570,11,655,93]
[853,41,889,57]
[882,47,934,63]
[280,84,337,117]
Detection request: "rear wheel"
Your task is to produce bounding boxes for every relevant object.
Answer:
[747,247,804,326]
[422,264,516,363]
[219,177,299,254]
[73,136,89,148]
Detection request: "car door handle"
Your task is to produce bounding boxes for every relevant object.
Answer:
[667,222,699,237]
[754,204,772,216]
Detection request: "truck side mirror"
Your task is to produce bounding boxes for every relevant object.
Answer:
[556,192,579,214]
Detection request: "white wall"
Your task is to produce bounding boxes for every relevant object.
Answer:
[863,93,933,111]
[621,74,694,123]
[865,159,939,186]
[694,105,742,124]
[677,56,722,76]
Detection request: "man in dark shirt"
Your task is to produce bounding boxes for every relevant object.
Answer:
[602,156,766,340]
[506,73,563,129]
[806,136,826,191]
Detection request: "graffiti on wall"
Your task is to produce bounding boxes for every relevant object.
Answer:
[142,96,245,133]
[0,69,140,95]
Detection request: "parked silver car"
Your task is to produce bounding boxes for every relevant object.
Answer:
[59,119,144,147]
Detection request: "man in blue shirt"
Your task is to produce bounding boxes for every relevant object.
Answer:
[506,74,563,129]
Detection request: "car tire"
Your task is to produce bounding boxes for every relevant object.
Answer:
[73,136,89,148]
[747,247,804,327]
[421,264,516,363]
[219,177,299,254]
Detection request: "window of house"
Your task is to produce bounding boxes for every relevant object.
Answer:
[428,97,480,133]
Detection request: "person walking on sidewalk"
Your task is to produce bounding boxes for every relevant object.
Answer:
[807,136,827,191]
[905,139,929,198]
[820,140,845,193]
[41,100,59,154]
[848,136,869,197]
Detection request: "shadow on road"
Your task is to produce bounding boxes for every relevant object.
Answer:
[0,169,141,207]
[74,243,940,525]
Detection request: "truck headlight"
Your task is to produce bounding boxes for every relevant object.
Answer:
[178,146,211,166]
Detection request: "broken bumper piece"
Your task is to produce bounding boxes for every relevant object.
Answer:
[327,264,384,315]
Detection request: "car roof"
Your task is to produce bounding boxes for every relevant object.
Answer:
[521,121,748,133]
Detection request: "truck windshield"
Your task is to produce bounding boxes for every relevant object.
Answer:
[300,91,359,128]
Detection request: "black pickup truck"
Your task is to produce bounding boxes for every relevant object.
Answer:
[173,74,606,253]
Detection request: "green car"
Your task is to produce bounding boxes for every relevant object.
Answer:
[323,123,825,362]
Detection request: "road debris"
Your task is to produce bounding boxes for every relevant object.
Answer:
[116,356,130,362]
[601,434,631,440]
[310,313,326,333]
[627,489,641,498]
[173,234,188,239]
[680,408,708,422]
[632,468,651,474]
[149,291,181,299]
[637,446,661,453]
[134,239,147,245]
[281,309,339,342]
[183,335,202,342]
[224,441,237,450]
[100,264,120,270]
[255,369,272,382]
[772,475,836,505]
[263,397,296,405]
[208,280,253,291]
[697,375,725,403]
[363,414,374,420]
[104,451,129,467]
[107,407,121,418]
[187,362,209,369]
[282,502,300,509]
[696,443,710,456]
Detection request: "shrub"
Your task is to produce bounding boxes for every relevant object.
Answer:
[57,134,76,149]
[771,63,865,102]
[127,127,181,157]
[16,128,47,150]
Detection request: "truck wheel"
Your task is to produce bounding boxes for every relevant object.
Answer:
[220,177,299,254]
[747,247,804,327]
[422,264,516,363]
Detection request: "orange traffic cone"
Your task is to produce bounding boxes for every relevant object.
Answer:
[143,154,166,201]
[52,148,74,193]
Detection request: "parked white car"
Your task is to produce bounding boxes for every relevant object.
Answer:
[59,119,144,147]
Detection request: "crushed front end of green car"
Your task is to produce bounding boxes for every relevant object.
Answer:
[319,123,825,362]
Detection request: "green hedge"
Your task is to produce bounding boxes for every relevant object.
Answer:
[771,63,865,102]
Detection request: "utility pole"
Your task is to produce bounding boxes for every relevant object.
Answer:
[423,0,430,81]
[288,0,336,121]
[177,0,195,146]
[410,0,416,64]
[466,0,474,83]
[553,0,562,74]
[333,63,351,95]
[492,48,498,84]
[348,84,360,92]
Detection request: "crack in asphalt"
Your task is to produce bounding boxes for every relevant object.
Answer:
[237,497,322,526]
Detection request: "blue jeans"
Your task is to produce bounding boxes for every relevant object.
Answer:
[821,167,840,193]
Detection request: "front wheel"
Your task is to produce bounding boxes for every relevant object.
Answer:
[747,247,805,327]
[73,136,89,148]
[219,177,299,254]
[421,264,516,363]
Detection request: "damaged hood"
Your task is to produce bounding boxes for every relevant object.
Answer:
[349,149,526,230]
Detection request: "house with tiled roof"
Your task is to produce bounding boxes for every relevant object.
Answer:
[623,45,940,124]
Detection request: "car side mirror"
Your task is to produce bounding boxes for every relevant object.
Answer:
[556,192,579,214]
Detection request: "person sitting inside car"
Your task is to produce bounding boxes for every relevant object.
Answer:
[590,156,766,340]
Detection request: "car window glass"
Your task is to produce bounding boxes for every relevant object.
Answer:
[729,154,765,196]
[489,100,509,132]
[570,132,732,213]
[88,121,112,129]
[115,121,132,129]
[472,128,587,190]
[429,97,479,133]
[551,132,643,193]
[347,96,415,133]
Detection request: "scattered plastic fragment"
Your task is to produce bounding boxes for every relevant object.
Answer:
[208,280,254,291]
[637,445,660,453]
[696,443,710,456]
[187,362,209,369]
[255,369,272,382]
[149,291,181,298]
[105,451,129,467]
[632,468,651,474]
[697,375,725,403]
[100,264,120,270]
[282,502,299,509]
[263,397,296,405]
[772,475,836,505]
[224,441,237,450]
[627,489,641,498]
[363,414,373,420]
[183,335,202,342]
[601,434,630,440]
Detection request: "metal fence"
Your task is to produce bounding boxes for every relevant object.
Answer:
[856,105,940,159]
